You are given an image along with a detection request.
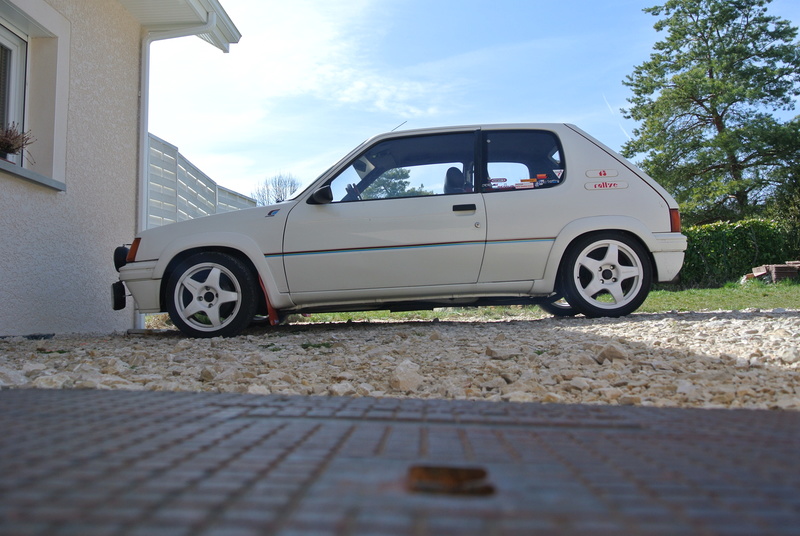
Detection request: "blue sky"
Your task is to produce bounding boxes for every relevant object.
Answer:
[148,0,800,196]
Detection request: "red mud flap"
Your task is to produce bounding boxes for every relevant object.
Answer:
[258,277,280,326]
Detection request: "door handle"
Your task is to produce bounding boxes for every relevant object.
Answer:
[452,204,476,212]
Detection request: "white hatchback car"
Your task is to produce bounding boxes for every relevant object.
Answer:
[113,124,686,338]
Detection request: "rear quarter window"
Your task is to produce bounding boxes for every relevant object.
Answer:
[483,130,565,192]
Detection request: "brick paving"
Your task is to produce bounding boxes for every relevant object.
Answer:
[0,389,798,535]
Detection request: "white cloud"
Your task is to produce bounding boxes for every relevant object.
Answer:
[147,0,467,192]
[181,0,447,116]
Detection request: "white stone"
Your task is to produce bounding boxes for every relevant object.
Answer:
[598,343,630,362]
[22,362,47,375]
[675,380,698,398]
[777,348,800,364]
[389,359,424,391]
[542,392,564,403]
[774,395,800,410]
[329,381,357,396]
[0,366,28,386]
[598,387,623,400]
[199,368,216,382]
[501,391,535,402]
[356,383,375,396]
[32,373,73,389]
[569,377,592,390]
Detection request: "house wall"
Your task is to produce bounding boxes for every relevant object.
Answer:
[0,0,141,336]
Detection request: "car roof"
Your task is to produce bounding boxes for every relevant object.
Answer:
[373,123,575,139]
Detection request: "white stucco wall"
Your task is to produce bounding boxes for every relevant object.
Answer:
[0,0,141,336]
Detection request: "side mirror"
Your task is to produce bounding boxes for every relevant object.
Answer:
[307,185,333,205]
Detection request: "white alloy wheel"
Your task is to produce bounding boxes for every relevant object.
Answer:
[561,232,652,318]
[166,252,257,338]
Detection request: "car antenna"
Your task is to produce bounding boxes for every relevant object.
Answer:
[391,121,407,132]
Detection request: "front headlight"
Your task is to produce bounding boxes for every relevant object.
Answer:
[114,238,141,272]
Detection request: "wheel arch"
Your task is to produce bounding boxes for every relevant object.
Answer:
[153,234,289,314]
[543,217,660,291]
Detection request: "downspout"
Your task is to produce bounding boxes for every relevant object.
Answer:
[134,12,218,329]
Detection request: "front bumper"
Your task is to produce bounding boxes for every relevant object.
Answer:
[117,260,162,313]
[113,244,163,313]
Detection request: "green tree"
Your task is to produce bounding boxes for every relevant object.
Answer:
[361,168,433,199]
[765,155,800,256]
[251,173,300,206]
[621,0,800,224]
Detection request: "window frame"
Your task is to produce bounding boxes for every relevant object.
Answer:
[327,131,477,202]
[478,129,567,193]
[0,0,69,192]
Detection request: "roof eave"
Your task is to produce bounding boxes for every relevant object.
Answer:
[193,0,240,52]
[119,0,241,52]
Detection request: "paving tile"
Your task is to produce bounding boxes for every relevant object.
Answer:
[0,389,798,535]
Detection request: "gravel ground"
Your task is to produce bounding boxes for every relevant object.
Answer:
[1,309,799,410]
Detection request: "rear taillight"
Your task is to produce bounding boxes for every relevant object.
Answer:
[669,209,682,233]
[126,237,141,263]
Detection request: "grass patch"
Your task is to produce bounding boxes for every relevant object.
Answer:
[301,342,333,350]
[148,279,800,328]
[641,278,800,313]
[301,279,800,323]
[299,306,547,324]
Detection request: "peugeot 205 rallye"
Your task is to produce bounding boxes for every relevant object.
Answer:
[113,124,687,338]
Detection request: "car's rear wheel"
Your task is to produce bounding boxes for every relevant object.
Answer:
[538,296,579,317]
[560,232,651,318]
[166,252,257,338]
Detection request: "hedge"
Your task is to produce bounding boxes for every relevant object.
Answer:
[678,219,797,287]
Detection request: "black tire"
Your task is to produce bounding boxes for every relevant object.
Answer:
[538,296,579,317]
[560,232,652,318]
[166,252,258,338]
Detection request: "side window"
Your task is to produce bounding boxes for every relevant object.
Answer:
[483,130,565,192]
[329,132,475,202]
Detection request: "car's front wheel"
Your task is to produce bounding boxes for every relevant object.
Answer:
[560,232,651,318]
[166,252,257,338]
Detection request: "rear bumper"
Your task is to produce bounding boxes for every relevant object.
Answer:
[652,233,687,282]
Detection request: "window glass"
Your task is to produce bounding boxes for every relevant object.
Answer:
[483,130,565,192]
[329,132,475,202]
[0,22,26,133]
[0,43,10,127]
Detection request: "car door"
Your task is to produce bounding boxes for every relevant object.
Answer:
[477,129,567,282]
[283,131,487,300]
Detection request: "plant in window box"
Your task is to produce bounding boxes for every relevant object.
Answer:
[0,122,35,163]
